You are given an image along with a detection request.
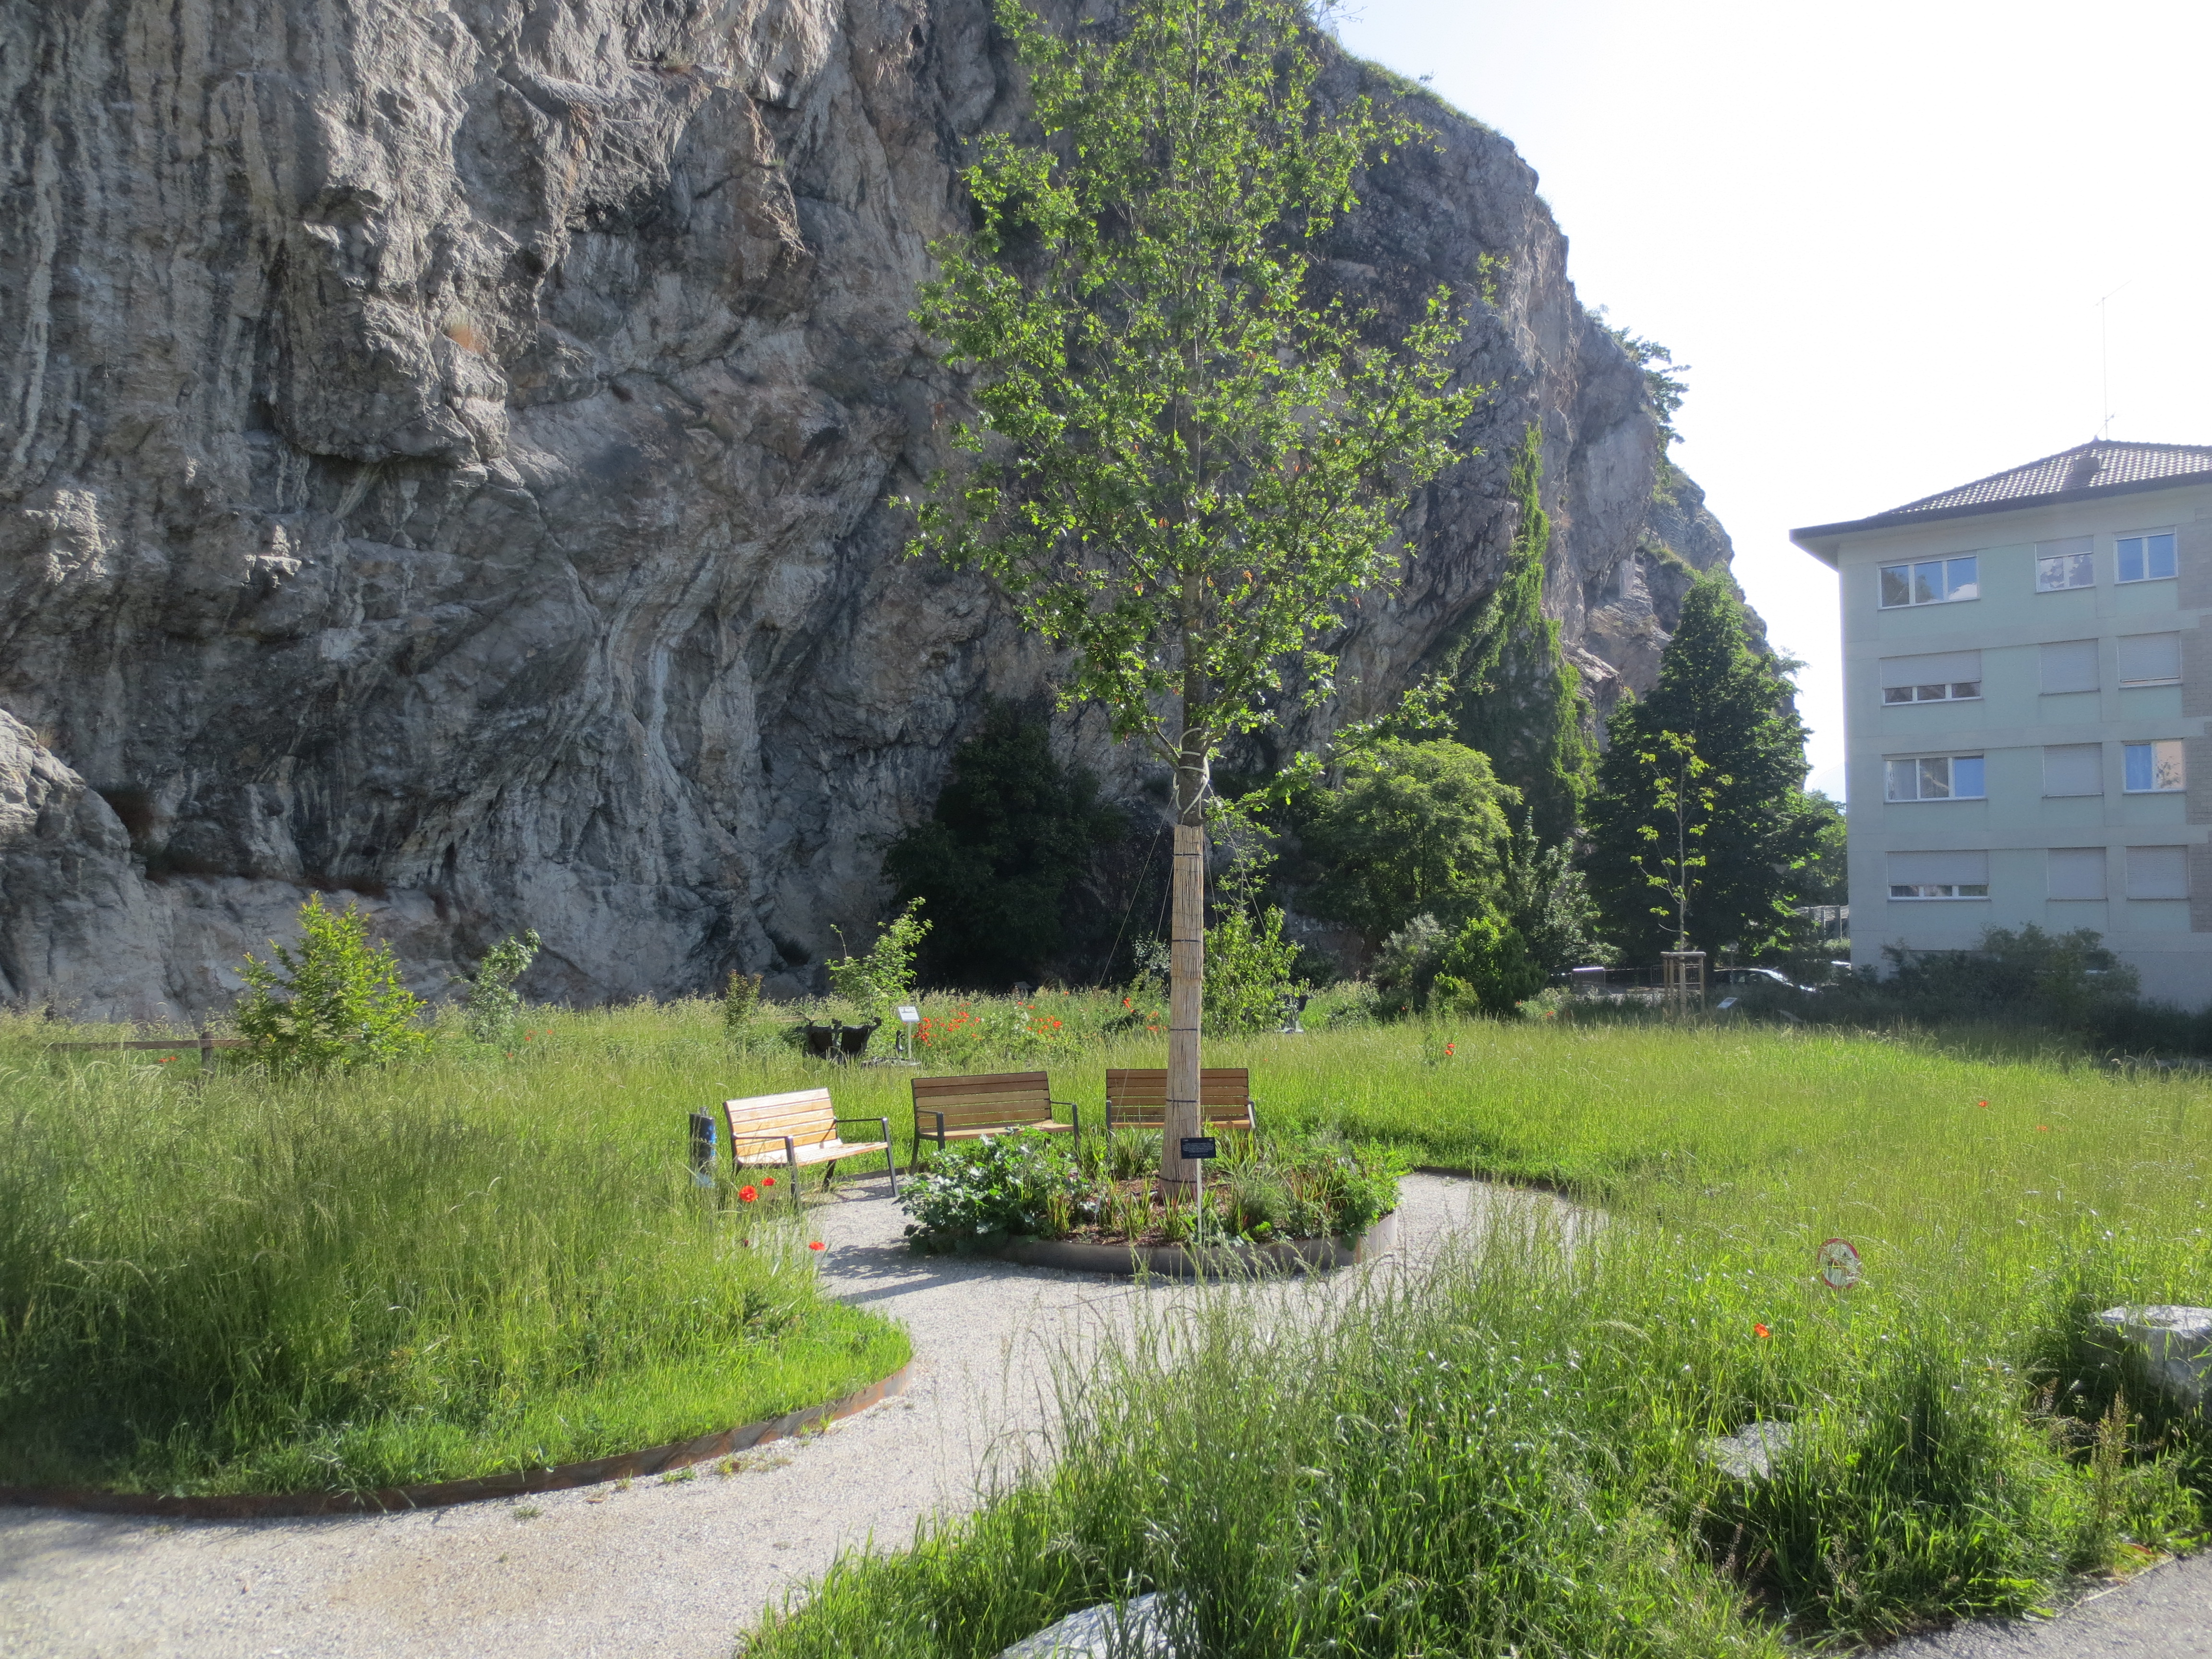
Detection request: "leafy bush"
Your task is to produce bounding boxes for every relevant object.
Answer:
[1372,912,1446,1011]
[1202,905,1302,1033]
[900,1130,1082,1250]
[1300,738,1514,941]
[1435,914,1545,1016]
[827,900,930,1018]
[722,970,764,1043]
[237,895,431,1072]
[455,929,540,1046]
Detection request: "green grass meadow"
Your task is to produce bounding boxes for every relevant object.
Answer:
[746,1003,2212,1654]
[6,995,2210,1653]
[0,1004,911,1496]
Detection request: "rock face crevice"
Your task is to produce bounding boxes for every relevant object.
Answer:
[0,0,1745,1017]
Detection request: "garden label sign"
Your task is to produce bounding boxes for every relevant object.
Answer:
[1816,1237,1863,1291]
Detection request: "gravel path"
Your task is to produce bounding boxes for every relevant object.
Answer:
[0,1173,1509,1659]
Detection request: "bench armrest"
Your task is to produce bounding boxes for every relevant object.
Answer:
[916,1108,948,1131]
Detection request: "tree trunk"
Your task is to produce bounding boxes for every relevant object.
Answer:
[1163,761,1207,1194]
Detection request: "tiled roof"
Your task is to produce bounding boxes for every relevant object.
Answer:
[1882,439,2212,518]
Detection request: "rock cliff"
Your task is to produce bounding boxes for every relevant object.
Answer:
[0,0,1748,1017]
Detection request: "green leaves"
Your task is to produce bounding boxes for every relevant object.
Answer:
[236,895,432,1073]
[900,0,1482,792]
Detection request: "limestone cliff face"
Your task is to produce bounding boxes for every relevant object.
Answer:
[0,0,1743,1017]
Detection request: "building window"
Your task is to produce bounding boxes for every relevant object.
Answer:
[2042,744,2104,797]
[1883,681,1982,704]
[2040,639,2100,694]
[1887,849,1989,899]
[2047,847,2107,900]
[1879,555,1979,608]
[2126,845,2189,899]
[1886,754,1985,801]
[2122,740,2186,793]
[1879,649,1981,704]
[2117,632,2182,686]
[2035,536,2094,591]
[2116,530,2177,584]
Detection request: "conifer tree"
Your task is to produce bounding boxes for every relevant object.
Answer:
[1584,569,1820,962]
[1445,425,1595,845]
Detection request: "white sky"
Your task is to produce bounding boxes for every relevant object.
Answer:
[1333,0,2212,802]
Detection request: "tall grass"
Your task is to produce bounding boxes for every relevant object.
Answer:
[741,1010,2212,1652]
[0,1005,909,1495]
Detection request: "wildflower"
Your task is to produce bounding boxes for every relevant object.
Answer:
[2036,1125,2052,1133]
[1123,997,1132,1009]
[739,1185,758,1202]
[1978,1099,1989,1108]
[1444,1042,1455,1057]
[1754,1323,1772,1339]
[762,1176,776,1187]
[808,1240,826,1251]
[159,1056,174,1064]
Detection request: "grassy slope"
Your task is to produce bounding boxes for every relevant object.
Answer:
[0,1005,911,1495]
[738,1008,2212,1655]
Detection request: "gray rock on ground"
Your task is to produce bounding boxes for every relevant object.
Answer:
[2096,1306,2212,1406]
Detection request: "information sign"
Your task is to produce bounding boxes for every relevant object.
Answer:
[1180,1136,1218,1161]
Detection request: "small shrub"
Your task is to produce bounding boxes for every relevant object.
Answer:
[900,1130,1082,1249]
[827,900,930,1019]
[1436,914,1545,1016]
[721,971,765,1043]
[236,895,431,1072]
[1202,904,1302,1034]
[456,930,540,1046]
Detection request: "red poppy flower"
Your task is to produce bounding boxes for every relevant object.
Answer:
[1977,1099,1989,1108]
[2036,1125,2052,1133]
[808,1241,825,1251]
[739,1185,758,1202]
[159,1056,174,1064]
[1754,1323,1772,1339]
[762,1176,776,1187]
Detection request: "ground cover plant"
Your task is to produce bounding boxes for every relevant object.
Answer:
[0,1002,911,1496]
[899,1126,1399,1250]
[735,1010,2212,1655]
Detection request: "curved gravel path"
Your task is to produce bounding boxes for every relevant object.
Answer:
[0,1173,1516,1659]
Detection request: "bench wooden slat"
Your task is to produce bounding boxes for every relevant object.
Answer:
[1104,1068,1257,1132]
[723,1089,897,1197]
[909,1071,1079,1171]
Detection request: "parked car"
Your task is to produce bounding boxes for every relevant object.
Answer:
[1714,966,1818,994]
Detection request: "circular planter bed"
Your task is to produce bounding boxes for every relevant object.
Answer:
[0,1361,913,1521]
[984,1208,1399,1279]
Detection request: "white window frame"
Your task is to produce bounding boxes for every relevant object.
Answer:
[1878,554,1980,609]
[1888,881,1991,900]
[1886,754,1987,803]
[2116,529,2178,585]
[2035,537,2095,592]
[1882,679,1982,705]
[2122,740,2186,794]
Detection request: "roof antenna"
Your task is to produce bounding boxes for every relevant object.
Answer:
[2096,280,2133,441]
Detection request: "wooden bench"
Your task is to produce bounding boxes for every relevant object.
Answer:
[723,1088,897,1197]
[1103,1068,1260,1135]
[909,1071,1079,1170]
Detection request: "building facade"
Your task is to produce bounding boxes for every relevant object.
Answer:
[1793,441,2212,1008]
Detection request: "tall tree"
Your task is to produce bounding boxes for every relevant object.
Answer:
[1585,569,1820,962]
[902,0,1479,1187]
[1445,424,1594,844]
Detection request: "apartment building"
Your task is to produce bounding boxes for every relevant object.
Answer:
[1792,440,2212,1007]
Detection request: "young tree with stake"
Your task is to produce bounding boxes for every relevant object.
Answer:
[901,0,1479,1187]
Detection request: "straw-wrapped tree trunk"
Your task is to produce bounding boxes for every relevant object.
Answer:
[902,0,1479,1188]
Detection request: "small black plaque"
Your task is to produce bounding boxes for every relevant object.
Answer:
[1180,1136,1218,1161]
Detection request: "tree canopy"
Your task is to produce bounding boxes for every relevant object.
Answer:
[1584,570,1821,962]
[1444,424,1594,845]
[1301,737,1514,942]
